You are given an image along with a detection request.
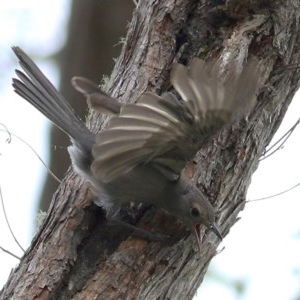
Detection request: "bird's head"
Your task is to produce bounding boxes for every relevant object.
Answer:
[172,183,222,250]
[188,199,222,250]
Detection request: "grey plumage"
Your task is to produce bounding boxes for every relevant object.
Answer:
[12,46,261,249]
[72,76,121,115]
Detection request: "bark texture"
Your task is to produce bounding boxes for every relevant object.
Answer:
[2,0,300,299]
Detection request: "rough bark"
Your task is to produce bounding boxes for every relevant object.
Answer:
[1,0,300,299]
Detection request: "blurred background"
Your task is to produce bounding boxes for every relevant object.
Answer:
[0,1,300,299]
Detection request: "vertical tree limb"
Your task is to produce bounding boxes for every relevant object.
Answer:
[1,1,300,299]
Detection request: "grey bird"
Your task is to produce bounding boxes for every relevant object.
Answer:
[12,46,260,249]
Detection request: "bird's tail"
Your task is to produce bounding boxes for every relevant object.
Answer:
[12,46,94,153]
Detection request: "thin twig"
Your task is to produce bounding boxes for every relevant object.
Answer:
[260,117,300,161]
[0,245,20,260]
[248,181,300,202]
[0,183,25,252]
[0,124,61,183]
[0,124,62,255]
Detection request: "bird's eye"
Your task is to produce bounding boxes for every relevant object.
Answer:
[190,207,200,217]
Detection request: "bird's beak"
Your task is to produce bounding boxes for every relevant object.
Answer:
[209,223,223,240]
[193,223,222,251]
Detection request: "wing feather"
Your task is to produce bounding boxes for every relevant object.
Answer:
[91,57,261,182]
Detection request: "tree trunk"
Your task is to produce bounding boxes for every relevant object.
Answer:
[1,0,300,299]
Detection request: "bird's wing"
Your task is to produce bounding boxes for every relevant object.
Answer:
[72,76,121,115]
[91,57,261,183]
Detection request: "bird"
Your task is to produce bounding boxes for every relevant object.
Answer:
[12,46,261,250]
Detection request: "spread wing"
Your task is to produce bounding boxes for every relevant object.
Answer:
[91,58,261,183]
